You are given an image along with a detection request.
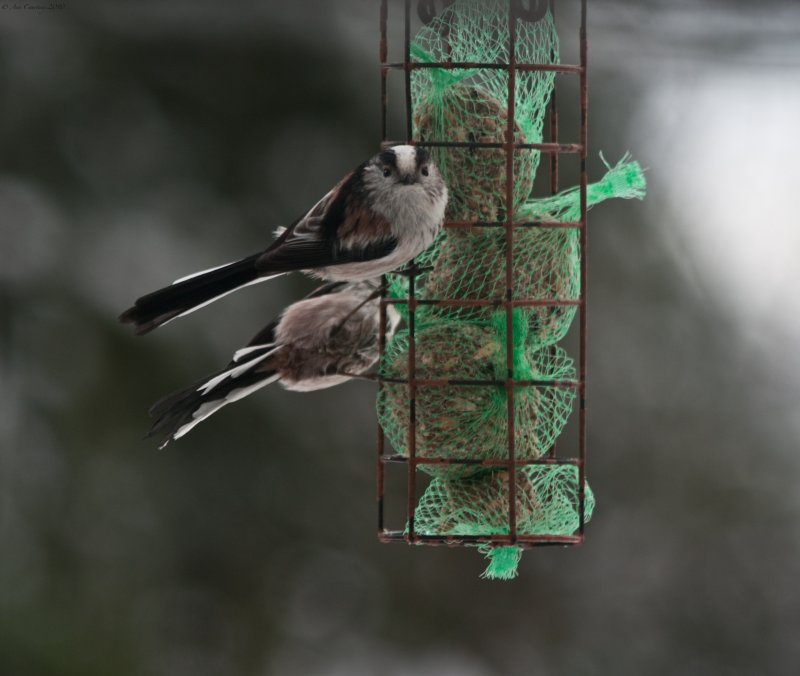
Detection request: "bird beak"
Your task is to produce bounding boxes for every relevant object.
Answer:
[401,175,416,185]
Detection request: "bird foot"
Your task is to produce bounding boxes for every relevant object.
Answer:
[392,262,433,278]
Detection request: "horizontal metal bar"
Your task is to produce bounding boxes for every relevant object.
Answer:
[382,61,583,74]
[445,220,583,230]
[381,298,582,308]
[380,455,580,467]
[378,531,583,547]
[415,140,583,154]
[378,377,581,389]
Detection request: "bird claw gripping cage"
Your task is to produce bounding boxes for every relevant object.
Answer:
[375,0,645,579]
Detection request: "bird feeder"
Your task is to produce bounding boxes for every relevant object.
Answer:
[375,0,645,579]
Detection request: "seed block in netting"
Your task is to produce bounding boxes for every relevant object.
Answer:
[411,0,559,222]
[413,465,596,579]
[386,154,646,345]
[414,464,594,538]
[378,312,576,479]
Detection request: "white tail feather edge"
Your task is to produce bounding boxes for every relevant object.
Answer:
[233,344,276,362]
[173,373,281,441]
[198,346,281,395]
[171,274,284,323]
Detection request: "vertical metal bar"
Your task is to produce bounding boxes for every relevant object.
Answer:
[578,0,588,536]
[548,91,559,194]
[377,0,389,537]
[377,295,388,535]
[404,0,413,142]
[404,0,418,541]
[505,1,519,544]
[407,274,418,541]
[380,0,389,141]
[547,0,560,461]
[548,0,559,195]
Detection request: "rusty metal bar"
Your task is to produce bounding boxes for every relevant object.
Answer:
[377,276,388,535]
[445,219,583,230]
[403,0,418,542]
[377,0,389,537]
[380,0,389,142]
[383,298,581,308]
[505,1,519,544]
[379,377,581,389]
[404,0,414,142]
[546,0,559,460]
[548,0,559,195]
[384,61,583,74]
[381,455,580,467]
[381,139,581,153]
[380,532,582,546]
[417,140,582,153]
[578,0,588,535]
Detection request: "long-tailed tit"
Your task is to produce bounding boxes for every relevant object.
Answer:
[147,278,400,448]
[120,145,446,334]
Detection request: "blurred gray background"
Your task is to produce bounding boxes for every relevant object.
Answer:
[2,1,800,674]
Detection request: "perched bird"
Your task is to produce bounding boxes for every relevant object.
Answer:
[146,279,401,448]
[120,145,447,334]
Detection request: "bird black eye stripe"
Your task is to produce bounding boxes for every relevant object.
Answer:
[378,150,398,167]
[415,146,430,166]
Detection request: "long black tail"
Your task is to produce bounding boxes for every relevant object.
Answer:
[120,254,266,335]
[147,349,280,449]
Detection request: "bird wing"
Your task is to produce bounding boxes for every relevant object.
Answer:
[255,173,397,274]
[228,280,350,366]
[146,280,359,448]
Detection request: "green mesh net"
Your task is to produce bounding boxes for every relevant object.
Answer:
[414,465,593,538]
[378,311,576,480]
[378,1,646,579]
[413,465,595,579]
[411,0,559,222]
[386,154,646,345]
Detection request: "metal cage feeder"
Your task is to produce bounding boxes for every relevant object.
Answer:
[374,0,590,571]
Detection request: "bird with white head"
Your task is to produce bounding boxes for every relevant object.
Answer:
[120,145,447,335]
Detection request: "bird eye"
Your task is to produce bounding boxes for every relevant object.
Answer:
[420,166,430,177]
[382,167,391,178]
